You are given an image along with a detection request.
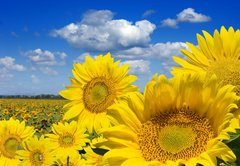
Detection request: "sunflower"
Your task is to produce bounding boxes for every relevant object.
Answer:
[94,73,240,166]
[45,121,89,159]
[59,53,138,132]
[17,136,55,166]
[172,26,240,95]
[0,118,34,165]
[83,146,109,166]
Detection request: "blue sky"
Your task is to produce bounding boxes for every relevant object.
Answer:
[0,0,239,95]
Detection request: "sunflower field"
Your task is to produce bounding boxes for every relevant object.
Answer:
[1,26,240,166]
[0,99,67,135]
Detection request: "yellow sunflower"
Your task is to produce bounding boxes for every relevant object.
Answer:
[83,146,109,166]
[0,118,35,165]
[45,121,89,159]
[17,136,55,166]
[172,26,240,95]
[60,53,138,132]
[95,73,240,166]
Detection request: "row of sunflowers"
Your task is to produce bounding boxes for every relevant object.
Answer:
[0,26,240,166]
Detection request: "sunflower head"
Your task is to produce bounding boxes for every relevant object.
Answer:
[83,146,109,166]
[46,121,89,159]
[60,53,138,132]
[0,118,34,165]
[172,26,240,95]
[17,136,55,166]
[97,73,239,166]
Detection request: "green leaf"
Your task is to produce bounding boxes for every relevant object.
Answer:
[224,129,240,144]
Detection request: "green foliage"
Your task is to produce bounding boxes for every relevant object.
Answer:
[221,129,240,165]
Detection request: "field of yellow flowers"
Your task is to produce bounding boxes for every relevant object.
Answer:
[1,26,240,166]
[0,99,67,135]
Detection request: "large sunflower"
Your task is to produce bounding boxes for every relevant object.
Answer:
[45,121,89,159]
[0,118,35,165]
[172,26,240,95]
[17,136,55,166]
[60,53,138,132]
[95,73,240,166]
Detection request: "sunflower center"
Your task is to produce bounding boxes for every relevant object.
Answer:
[83,77,115,113]
[31,151,44,164]
[59,134,74,147]
[1,137,20,158]
[137,108,215,163]
[91,83,108,103]
[158,126,196,154]
[207,59,240,95]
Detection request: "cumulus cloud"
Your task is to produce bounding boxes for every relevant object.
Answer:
[115,42,187,76]
[161,18,178,28]
[0,56,26,71]
[115,42,187,59]
[74,52,91,63]
[161,61,173,72]
[142,10,156,17]
[121,60,151,75]
[0,56,25,80]
[23,48,67,66]
[177,8,211,23]
[51,10,156,52]
[161,8,211,28]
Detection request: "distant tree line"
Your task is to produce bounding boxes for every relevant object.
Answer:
[0,94,65,99]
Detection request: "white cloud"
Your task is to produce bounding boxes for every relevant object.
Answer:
[161,18,178,28]
[51,10,156,52]
[121,60,151,75]
[0,56,26,72]
[82,10,113,25]
[74,52,90,63]
[23,48,67,66]
[31,75,40,84]
[150,42,187,58]
[0,56,26,80]
[57,52,68,60]
[115,42,187,59]
[142,10,156,17]
[161,61,174,72]
[177,8,211,23]
[39,67,58,75]
[161,8,211,28]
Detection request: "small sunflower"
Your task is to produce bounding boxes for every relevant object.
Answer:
[95,73,240,166]
[83,146,109,166]
[60,53,138,132]
[17,136,55,166]
[0,118,35,165]
[172,26,240,95]
[45,121,89,159]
